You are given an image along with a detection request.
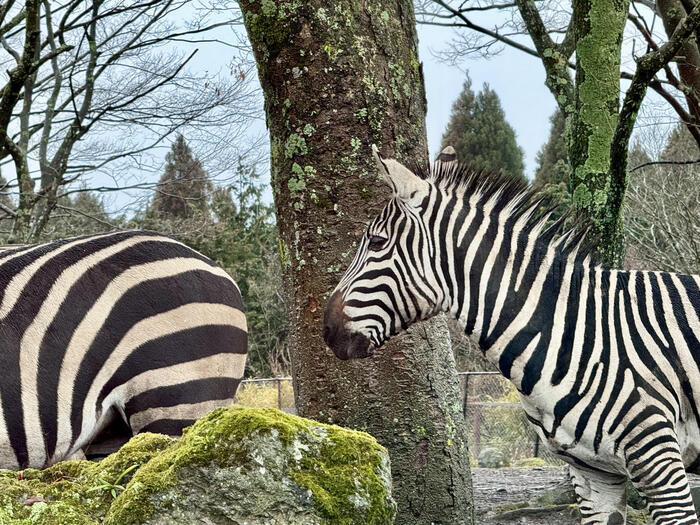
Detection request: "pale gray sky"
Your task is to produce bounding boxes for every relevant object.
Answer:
[417,23,556,177]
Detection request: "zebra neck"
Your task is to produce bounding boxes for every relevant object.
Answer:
[446,212,585,388]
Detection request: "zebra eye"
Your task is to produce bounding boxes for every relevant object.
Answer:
[367,235,388,251]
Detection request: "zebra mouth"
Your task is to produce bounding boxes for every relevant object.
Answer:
[329,331,374,360]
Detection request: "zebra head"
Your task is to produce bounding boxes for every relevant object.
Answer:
[323,145,456,360]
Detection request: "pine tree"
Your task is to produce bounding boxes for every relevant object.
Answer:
[441,78,525,180]
[150,135,211,219]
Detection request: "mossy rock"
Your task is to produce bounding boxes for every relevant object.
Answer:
[0,407,396,525]
[477,447,508,468]
[0,433,175,525]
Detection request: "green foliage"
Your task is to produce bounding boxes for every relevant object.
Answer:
[149,135,211,219]
[533,109,569,188]
[137,137,289,378]
[441,77,525,180]
[531,109,573,221]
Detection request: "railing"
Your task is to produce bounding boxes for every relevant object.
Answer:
[238,371,558,465]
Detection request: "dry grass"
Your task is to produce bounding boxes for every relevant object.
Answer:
[233,380,295,411]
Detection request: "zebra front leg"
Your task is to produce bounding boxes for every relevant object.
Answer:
[628,448,698,525]
[569,466,627,525]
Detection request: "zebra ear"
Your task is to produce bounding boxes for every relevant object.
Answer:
[432,145,457,176]
[371,144,428,202]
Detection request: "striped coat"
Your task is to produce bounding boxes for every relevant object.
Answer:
[0,230,247,469]
[324,145,700,525]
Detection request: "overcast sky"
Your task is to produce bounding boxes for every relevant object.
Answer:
[417,23,556,178]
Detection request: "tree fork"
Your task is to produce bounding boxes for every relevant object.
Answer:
[240,1,474,522]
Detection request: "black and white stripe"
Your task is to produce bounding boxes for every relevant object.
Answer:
[324,146,700,525]
[0,230,247,469]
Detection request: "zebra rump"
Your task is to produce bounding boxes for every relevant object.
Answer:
[0,230,247,469]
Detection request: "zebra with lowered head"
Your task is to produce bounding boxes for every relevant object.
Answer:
[0,230,247,469]
[323,145,700,525]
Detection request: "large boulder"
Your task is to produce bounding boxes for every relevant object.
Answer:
[0,407,396,525]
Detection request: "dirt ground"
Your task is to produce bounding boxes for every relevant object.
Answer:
[473,467,580,525]
[473,468,700,524]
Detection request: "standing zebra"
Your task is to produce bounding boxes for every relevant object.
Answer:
[0,230,247,469]
[324,145,700,525]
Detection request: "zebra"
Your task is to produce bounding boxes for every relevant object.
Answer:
[323,145,700,525]
[0,230,247,469]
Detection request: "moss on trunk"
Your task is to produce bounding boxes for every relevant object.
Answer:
[241,1,474,522]
[569,0,630,266]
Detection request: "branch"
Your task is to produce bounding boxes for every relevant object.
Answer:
[607,2,700,244]
[428,0,545,60]
[515,0,575,115]
[630,158,700,172]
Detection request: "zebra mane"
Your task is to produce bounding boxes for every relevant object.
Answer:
[426,148,598,263]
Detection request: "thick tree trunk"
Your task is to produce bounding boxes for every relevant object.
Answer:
[240,1,474,523]
[569,0,630,266]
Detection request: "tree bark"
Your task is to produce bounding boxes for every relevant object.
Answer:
[658,0,700,134]
[240,1,474,523]
[568,0,630,266]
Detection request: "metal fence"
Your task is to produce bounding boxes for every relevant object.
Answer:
[457,371,561,466]
[236,371,561,466]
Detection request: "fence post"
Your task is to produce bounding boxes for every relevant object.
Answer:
[277,379,282,410]
[462,373,469,417]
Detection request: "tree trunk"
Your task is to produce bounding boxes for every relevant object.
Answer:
[658,0,700,136]
[240,1,474,523]
[569,0,630,266]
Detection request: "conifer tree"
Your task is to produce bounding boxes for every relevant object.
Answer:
[533,109,568,188]
[150,135,211,219]
[441,78,525,180]
[532,109,571,219]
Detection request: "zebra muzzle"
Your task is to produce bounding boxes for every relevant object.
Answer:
[323,291,374,360]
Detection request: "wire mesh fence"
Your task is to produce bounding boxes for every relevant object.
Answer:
[235,371,561,466]
[458,372,561,467]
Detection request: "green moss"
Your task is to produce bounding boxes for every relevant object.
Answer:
[571,0,629,216]
[106,407,395,525]
[241,0,304,64]
[0,434,173,525]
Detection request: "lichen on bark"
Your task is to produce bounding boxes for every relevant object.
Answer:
[241,0,474,522]
[568,0,629,264]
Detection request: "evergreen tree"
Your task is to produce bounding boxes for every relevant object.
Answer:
[532,109,572,219]
[441,78,525,180]
[533,109,568,188]
[150,135,211,219]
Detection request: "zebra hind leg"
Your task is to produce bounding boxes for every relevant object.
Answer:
[628,448,699,525]
[569,465,628,525]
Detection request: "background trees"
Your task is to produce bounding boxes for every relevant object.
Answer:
[625,125,700,274]
[0,0,258,241]
[137,135,289,378]
[417,0,700,266]
[240,0,475,522]
[441,77,525,179]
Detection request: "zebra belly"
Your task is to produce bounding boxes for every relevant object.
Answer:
[519,392,628,475]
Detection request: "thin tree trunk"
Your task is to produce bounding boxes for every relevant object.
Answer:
[240,1,474,522]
